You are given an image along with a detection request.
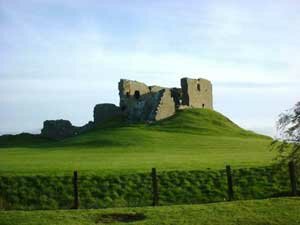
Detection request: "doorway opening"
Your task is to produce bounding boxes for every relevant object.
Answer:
[134,90,140,99]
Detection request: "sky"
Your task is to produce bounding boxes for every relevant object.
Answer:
[1,0,300,137]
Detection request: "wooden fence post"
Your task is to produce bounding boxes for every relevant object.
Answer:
[226,165,234,201]
[288,161,297,196]
[152,168,159,206]
[73,170,79,209]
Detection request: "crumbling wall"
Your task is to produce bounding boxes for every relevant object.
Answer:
[118,79,150,121]
[118,79,176,122]
[119,79,150,97]
[149,85,165,93]
[170,88,182,108]
[181,78,213,109]
[119,79,150,113]
[152,89,176,121]
[94,103,122,124]
[41,120,94,140]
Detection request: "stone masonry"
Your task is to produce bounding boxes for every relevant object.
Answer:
[118,79,176,122]
[41,77,213,139]
[181,78,213,109]
[118,77,213,122]
[94,103,122,124]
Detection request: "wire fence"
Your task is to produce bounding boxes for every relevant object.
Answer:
[0,162,298,210]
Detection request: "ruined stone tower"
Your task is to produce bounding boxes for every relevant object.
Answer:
[118,77,213,122]
[181,78,213,109]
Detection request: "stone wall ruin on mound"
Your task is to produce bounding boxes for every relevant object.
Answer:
[41,77,213,139]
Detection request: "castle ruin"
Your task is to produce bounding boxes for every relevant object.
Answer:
[117,77,213,122]
[41,77,213,139]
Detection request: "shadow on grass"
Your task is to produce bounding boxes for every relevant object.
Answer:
[97,213,146,224]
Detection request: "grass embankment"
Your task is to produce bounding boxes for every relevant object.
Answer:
[0,198,299,225]
[2,167,293,210]
[0,109,272,175]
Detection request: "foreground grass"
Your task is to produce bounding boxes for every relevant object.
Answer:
[0,109,273,175]
[0,198,299,225]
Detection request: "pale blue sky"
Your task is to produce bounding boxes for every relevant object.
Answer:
[1,0,300,136]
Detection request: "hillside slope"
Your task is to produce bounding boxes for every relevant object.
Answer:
[45,109,269,148]
[150,109,268,137]
[0,109,273,175]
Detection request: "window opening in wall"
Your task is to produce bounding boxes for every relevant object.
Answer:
[197,84,201,91]
[134,90,140,99]
[202,104,205,108]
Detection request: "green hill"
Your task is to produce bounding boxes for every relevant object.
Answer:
[151,109,267,137]
[0,109,273,175]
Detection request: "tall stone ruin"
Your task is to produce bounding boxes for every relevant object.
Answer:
[181,78,213,109]
[118,77,213,122]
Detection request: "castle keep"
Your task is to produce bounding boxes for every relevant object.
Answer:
[42,77,213,139]
[118,77,213,122]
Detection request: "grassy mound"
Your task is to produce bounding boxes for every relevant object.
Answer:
[30,108,269,148]
[0,109,273,175]
[150,109,266,137]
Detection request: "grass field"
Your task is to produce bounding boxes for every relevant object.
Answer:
[0,109,273,175]
[0,198,299,225]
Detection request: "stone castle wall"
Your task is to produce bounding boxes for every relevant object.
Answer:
[153,89,176,121]
[94,104,122,124]
[118,79,176,122]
